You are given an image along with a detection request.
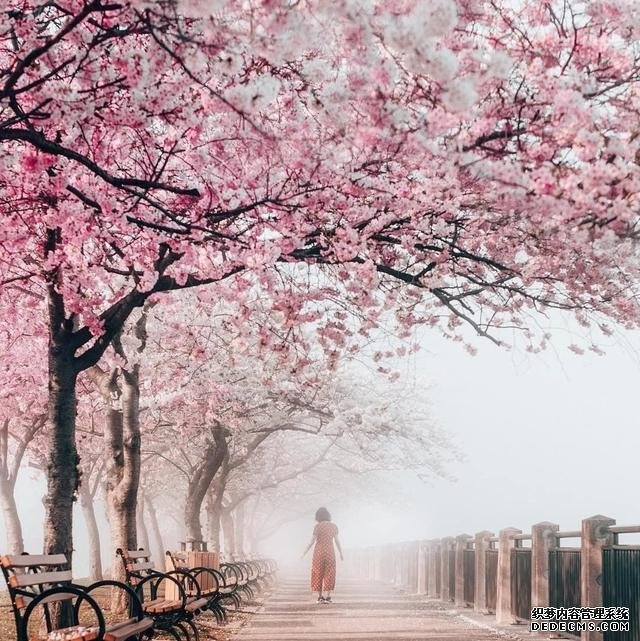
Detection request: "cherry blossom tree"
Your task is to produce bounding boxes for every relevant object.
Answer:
[0,414,45,553]
[86,306,153,571]
[3,0,640,566]
[0,304,47,553]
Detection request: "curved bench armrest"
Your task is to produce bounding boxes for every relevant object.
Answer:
[210,568,229,590]
[188,567,221,594]
[82,579,146,620]
[21,584,106,641]
[134,571,188,610]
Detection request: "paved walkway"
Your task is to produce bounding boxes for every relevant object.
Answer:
[232,574,510,641]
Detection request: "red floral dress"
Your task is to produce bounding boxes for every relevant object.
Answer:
[311,521,338,592]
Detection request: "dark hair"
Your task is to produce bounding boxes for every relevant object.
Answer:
[315,507,331,522]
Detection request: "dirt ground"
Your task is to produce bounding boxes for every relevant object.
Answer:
[0,588,255,640]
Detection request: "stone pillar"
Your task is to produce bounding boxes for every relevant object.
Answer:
[440,537,454,601]
[427,540,440,598]
[455,534,472,607]
[581,515,615,641]
[496,527,521,624]
[531,522,559,609]
[474,530,494,613]
[417,541,427,595]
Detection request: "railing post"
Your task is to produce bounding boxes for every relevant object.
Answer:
[496,526,521,624]
[417,540,427,595]
[409,541,414,590]
[427,539,440,598]
[474,530,494,613]
[581,515,615,641]
[455,534,472,607]
[531,521,559,609]
[440,537,454,601]
[401,542,409,589]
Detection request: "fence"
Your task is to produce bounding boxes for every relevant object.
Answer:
[348,515,640,641]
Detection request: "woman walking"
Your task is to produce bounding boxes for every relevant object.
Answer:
[302,507,343,603]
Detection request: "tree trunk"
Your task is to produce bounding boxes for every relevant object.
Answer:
[0,476,24,553]
[43,346,79,564]
[246,495,260,557]
[136,493,150,555]
[121,367,142,547]
[221,508,235,558]
[146,495,166,567]
[103,368,140,612]
[0,415,44,555]
[105,400,137,554]
[79,481,103,581]
[233,502,245,558]
[43,268,79,629]
[206,491,222,554]
[184,426,228,547]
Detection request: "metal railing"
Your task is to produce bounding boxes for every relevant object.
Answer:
[348,516,640,641]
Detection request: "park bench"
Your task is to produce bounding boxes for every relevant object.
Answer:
[217,558,277,607]
[0,553,153,641]
[237,560,274,594]
[221,562,257,602]
[165,552,277,618]
[164,550,228,624]
[117,549,213,641]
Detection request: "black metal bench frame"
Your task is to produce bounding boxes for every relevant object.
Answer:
[1,552,153,641]
[117,548,220,641]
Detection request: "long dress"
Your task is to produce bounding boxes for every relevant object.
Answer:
[311,521,338,592]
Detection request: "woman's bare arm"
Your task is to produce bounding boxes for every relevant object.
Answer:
[302,535,316,559]
[334,535,344,561]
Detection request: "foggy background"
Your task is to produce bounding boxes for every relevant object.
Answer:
[268,315,640,563]
[4,313,639,573]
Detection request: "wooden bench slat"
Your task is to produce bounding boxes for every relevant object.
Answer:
[15,590,77,610]
[126,561,154,571]
[9,570,73,588]
[104,618,153,641]
[140,598,164,608]
[185,596,209,613]
[2,554,67,568]
[144,599,181,613]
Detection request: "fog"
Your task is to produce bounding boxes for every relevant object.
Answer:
[265,318,640,563]
[4,314,640,573]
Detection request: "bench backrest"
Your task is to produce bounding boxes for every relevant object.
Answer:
[165,550,187,572]
[0,553,74,634]
[116,548,156,586]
